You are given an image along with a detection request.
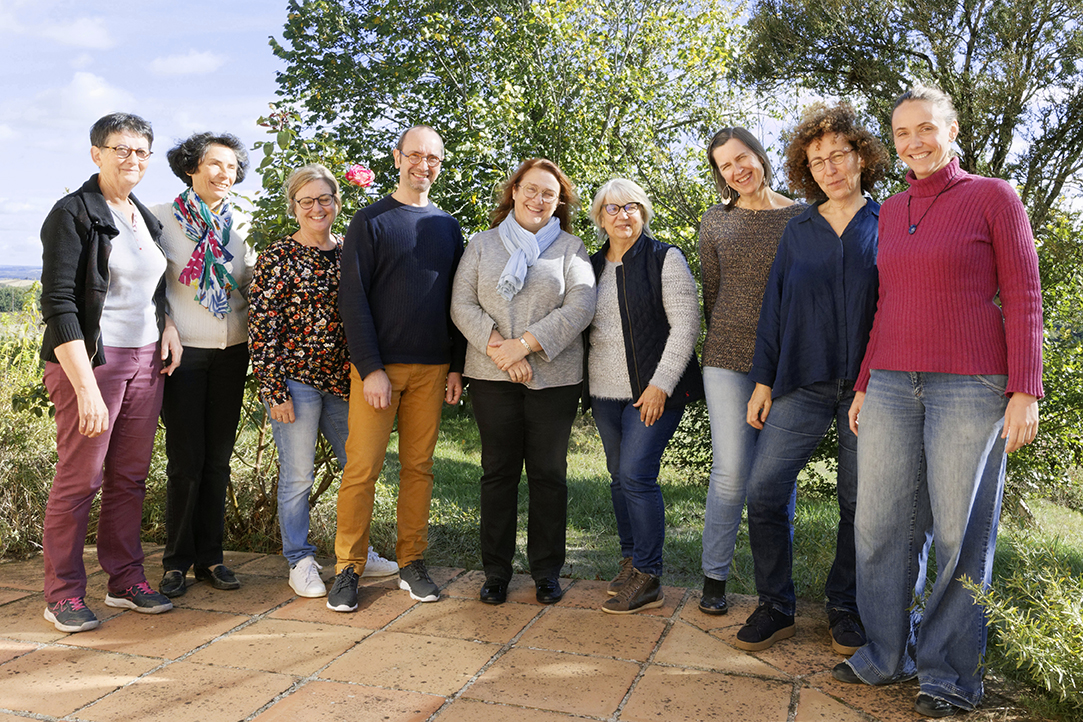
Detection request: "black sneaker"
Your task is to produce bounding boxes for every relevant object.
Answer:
[914,693,961,718]
[601,569,664,614]
[105,581,173,614]
[159,570,187,598]
[326,565,359,612]
[44,597,100,633]
[194,564,240,590]
[607,557,635,596]
[832,661,862,684]
[735,602,795,651]
[828,610,866,655]
[398,560,439,602]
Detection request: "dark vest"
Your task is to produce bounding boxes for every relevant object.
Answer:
[588,233,704,409]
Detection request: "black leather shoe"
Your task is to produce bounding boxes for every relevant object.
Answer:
[480,579,509,605]
[914,694,960,718]
[535,578,563,604]
[832,662,862,684]
[160,570,187,598]
[698,576,728,615]
[195,564,240,590]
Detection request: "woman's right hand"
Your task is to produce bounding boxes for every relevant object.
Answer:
[269,400,295,424]
[848,391,865,436]
[746,383,773,429]
[506,358,533,384]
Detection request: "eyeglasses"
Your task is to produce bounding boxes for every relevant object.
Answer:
[518,183,559,205]
[294,194,337,210]
[603,202,641,216]
[808,147,854,173]
[398,150,443,168]
[101,145,152,161]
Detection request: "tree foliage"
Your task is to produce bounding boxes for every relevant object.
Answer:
[263,0,748,263]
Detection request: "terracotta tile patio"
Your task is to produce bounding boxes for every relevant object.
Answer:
[0,547,1032,721]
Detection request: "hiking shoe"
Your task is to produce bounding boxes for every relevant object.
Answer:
[44,597,99,633]
[601,568,664,614]
[194,564,241,590]
[361,546,399,578]
[159,570,186,598]
[699,575,729,615]
[914,693,961,718]
[607,557,635,596]
[105,581,173,614]
[289,557,327,598]
[399,560,439,602]
[735,602,795,651]
[326,565,359,612]
[828,610,866,655]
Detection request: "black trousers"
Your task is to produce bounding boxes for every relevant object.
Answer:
[468,379,581,582]
[161,343,248,572]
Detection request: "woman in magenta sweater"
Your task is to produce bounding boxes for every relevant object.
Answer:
[833,84,1042,718]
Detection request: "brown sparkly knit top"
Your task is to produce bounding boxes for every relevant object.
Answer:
[698,202,805,372]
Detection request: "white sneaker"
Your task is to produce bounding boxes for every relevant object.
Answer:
[289,557,327,598]
[362,546,399,578]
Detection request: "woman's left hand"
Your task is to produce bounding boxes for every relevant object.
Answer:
[160,317,183,375]
[506,358,533,384]
[1003,392,1039,453]
[487,334,534,371]
[633,384,667,426]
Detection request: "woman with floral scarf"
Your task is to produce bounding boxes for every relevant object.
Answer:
[151,132,258,599]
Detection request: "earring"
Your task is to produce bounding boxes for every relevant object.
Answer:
[721,185,735,204]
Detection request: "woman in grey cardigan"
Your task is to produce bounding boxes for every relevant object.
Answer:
[451,158,596,606]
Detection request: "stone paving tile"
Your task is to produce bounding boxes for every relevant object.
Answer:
[653,620,787,677]
[387,597,538,644]
[0,588,32,606]
[516,605,665,661]
[752,613,843,677]
[252,679,445,722]
[433,698,585,721]
[61,607,249,659]
[557,578,685,617]
[0,557,44,592]
[464,646,640,718]
[0,645,160,717]
[187,618,371,676]
[171,570,297,615]
[0,638,37,664]
[0,711,35,721]
[0,594,69,643]
[796,687,871,721]
[808,670,924,722]
[79,660,294,722]
[321,630,499,695]
[621,665,793,722]
[679,591,760,633]
[270,583,417,629]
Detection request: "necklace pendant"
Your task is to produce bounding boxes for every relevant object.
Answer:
[908,224,917,235]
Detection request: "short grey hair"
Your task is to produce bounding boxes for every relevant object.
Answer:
[90,113,153,148]
[285,163,341,219]
[590,178,654,241]
[893,82,958,127]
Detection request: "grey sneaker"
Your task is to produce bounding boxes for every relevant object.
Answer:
[326,565,359,612]
[601,568,664,614]
[105,581,173,614]
[398,560,439,602]
[607,556,635,596]
[44,597,100,633]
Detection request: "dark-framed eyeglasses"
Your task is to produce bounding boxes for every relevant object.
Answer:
[398,150,443,168]
[101,145,152,161]
[603,202,641,216]
[294,194,337,210]
[807,147,855,173]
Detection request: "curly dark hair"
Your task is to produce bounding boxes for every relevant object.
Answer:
[166,132,250,187]
[489,158,578,232]
[783,102,888,203]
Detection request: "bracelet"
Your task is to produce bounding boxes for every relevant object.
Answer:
[518,336,531,353]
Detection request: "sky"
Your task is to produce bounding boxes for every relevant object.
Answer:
[0,0,290,266]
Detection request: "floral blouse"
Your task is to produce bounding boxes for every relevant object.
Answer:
[249,235,350,406]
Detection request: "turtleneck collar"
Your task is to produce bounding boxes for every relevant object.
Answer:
[905,157,963,197]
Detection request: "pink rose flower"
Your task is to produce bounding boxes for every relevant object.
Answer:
[346,164,375,188]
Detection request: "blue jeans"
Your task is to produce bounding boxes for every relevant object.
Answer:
[591,398,685,576]
[745,379,858,617]
[270,379,350,565]
[701,367,758,580]
[848,371,1008,710]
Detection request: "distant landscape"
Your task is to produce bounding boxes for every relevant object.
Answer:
[0,267,42,282]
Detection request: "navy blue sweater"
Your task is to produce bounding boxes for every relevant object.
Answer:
[339,195,466,378]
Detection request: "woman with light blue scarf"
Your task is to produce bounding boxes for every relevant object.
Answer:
[451,158,596,606]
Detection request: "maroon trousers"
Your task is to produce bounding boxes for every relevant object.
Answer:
[42,343,164,603]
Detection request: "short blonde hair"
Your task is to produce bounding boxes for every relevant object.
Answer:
[590,178,654,241]
[285,163,342,219]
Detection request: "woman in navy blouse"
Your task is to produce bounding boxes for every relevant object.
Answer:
[733,103,888,656]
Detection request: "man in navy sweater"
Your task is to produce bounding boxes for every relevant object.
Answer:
[328,125,466,611]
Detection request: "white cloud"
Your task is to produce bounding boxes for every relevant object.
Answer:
[0,124,14,141]
[150,50,227,76]
[70,52,94,69]
[38,17,115,50]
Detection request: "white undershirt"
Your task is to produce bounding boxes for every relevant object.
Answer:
[99,205,167,348]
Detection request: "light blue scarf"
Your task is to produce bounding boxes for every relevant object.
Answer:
[496,214,561,300]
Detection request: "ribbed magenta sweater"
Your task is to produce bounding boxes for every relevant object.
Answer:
[856,158,1043,398]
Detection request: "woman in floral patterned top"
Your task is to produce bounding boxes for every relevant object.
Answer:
[249,163,396,599]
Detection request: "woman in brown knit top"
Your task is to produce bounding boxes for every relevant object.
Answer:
[697,127,803,615]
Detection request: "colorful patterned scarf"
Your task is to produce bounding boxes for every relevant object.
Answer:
[173,187,237,318]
